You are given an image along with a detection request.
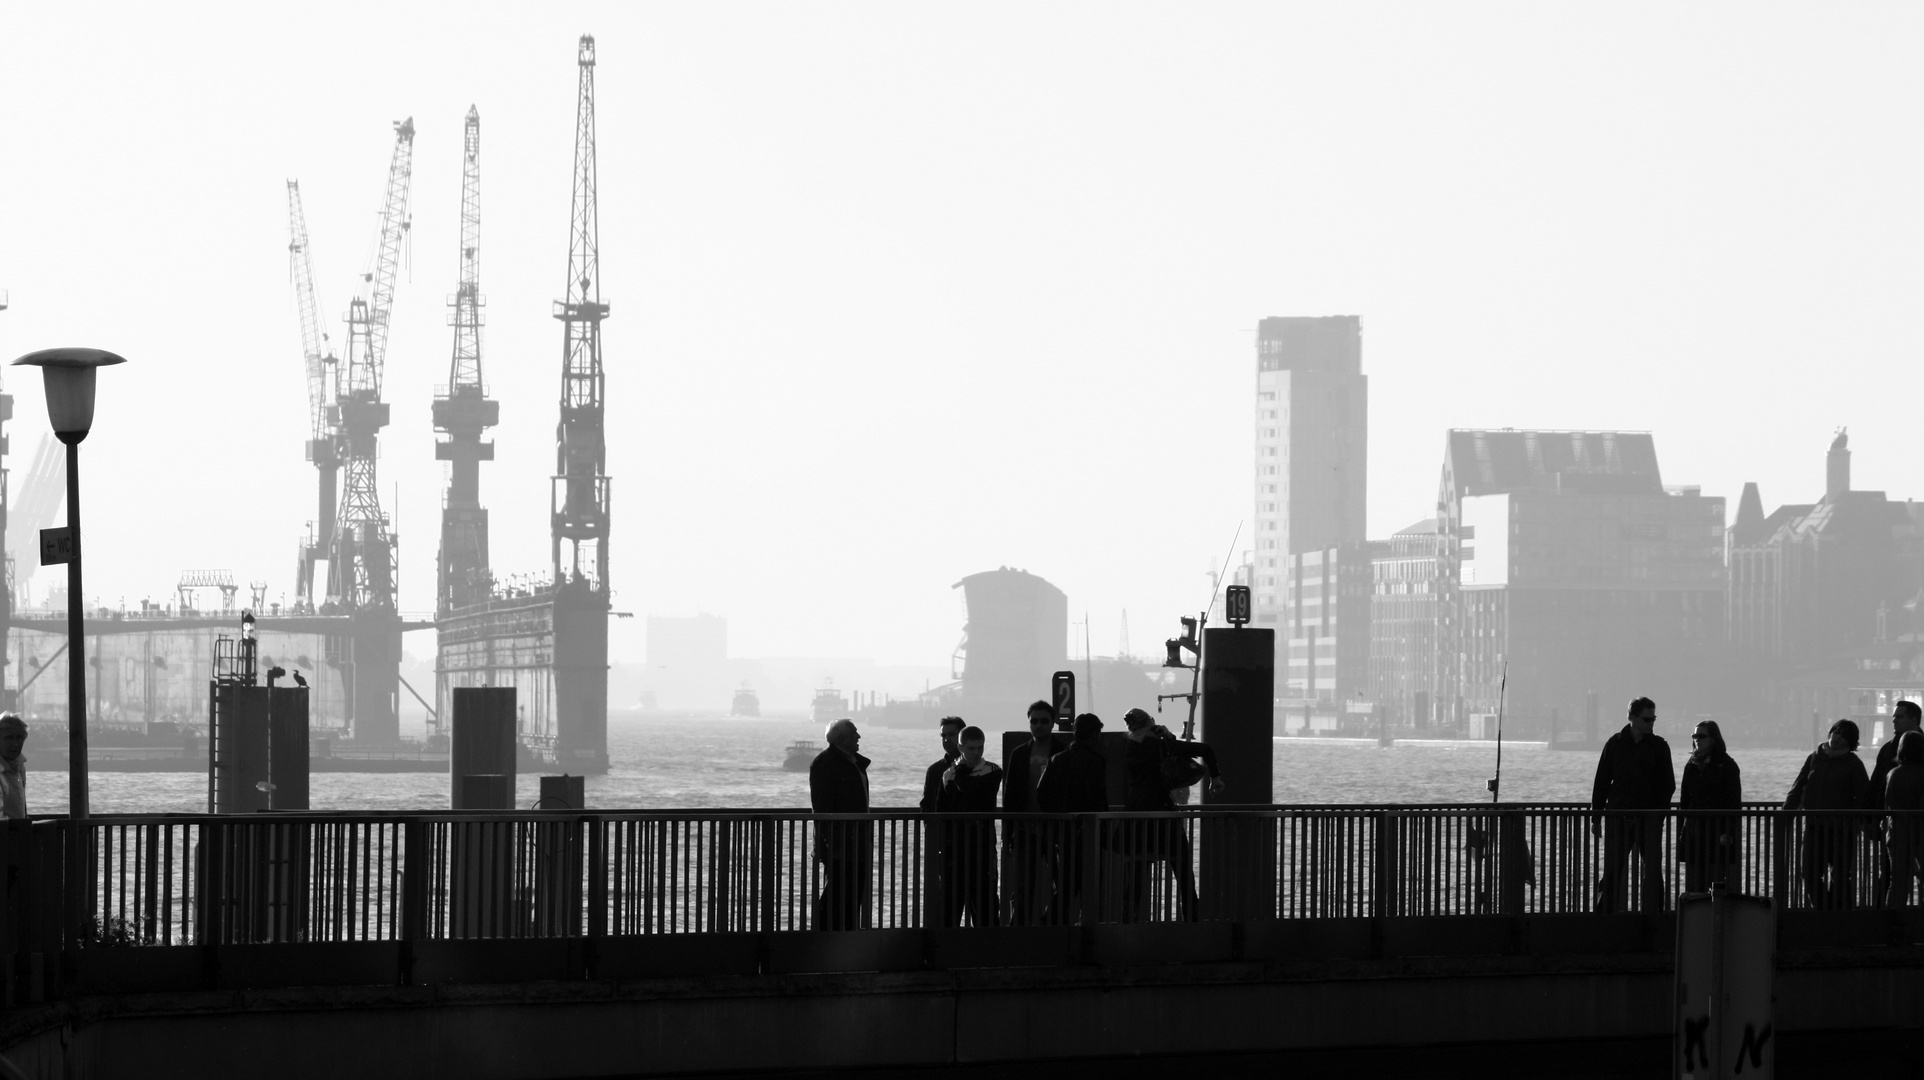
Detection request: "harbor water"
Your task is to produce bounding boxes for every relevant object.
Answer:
[19,711,1841,815]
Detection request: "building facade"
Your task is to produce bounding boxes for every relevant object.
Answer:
[1436,430,1726,735]
[1284,544,1373,703]
[1252,317,1368,634]
[1369,519,1441,728]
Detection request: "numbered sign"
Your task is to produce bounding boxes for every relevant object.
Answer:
[1225,584,1252,626]
[1051,670,1075,725]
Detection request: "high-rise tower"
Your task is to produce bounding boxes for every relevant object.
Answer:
[1251,316,1368,628]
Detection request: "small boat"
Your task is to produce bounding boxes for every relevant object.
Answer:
[782,741,819,772]
[809,682,849,723]
[731,684,761,717]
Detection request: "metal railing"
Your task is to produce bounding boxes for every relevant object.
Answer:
[7,805,1919,950]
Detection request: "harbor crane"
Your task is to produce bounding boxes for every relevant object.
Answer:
[553,36,611,595]
[285,180,339,612]
[326,118,415,613]
[434,107,499,618]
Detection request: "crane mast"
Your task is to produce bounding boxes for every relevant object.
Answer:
[286,180,339,612]
[434,107,499,618]
[552,35,611,594]
[327,118,414,612]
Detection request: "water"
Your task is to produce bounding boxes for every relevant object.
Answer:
[18,713,1835,814]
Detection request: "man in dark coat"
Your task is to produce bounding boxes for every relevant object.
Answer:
[1785,718,1871,910]
[809,719,871,930]
[1590,697,1676,913]
[1868,700,1922,906]
[919,716,967,925]
[1038,713,1109,924]
[1002,701,1062,925]
[936,726,1003,927]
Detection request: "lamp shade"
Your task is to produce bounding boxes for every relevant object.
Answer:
[11,348,127,441]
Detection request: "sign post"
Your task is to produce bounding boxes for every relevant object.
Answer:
[1051,670,1074,730]
[1675,885,1774,1079]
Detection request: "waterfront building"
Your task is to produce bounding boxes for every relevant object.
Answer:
[1251,317,1367,636]
[1369,519,1441,728]
[1284,543,1372,704]
[1729,432,1924,734]
[1435,430,1725,735]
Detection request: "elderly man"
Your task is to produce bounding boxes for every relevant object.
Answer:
[0,714,25,819]
[809,718,872,930]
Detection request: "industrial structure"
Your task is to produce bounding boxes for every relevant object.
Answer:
[433,35,613,773]
[0,42,612,771]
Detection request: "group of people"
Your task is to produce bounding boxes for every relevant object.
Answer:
[1591,696,1924,912]
[807,701,1223,930]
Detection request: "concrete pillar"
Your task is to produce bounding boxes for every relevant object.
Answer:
[269,686,310,811]
[1199,627,1276,921]
[212,683,271,815]
[451,686,517,810]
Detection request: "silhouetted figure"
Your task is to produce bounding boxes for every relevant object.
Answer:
[291,670,308,688]
[1678,720,1741,893]
[0,714,28,820]
[1785,718,1871,911]
[1590,697,1676,913]
[1003,701,1060,925]
[919,715,967,925]
[1039,713,1109,923]
[1883,730,1924,908]
[809,719,871,930]
[1121,708,1222,922]
[1869,700,1922,906]
[936,725,1003,927]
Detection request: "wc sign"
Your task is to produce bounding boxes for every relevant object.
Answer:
[39,527,73,567]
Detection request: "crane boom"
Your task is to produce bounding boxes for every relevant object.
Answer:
[285,181,335,440]
[345,118,415,402]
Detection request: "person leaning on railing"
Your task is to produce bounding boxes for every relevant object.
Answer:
[1677,720,1741,893]
[1038,713,1110,925]
[1120,708,1223,923]
[1589,697,1676,914]
[0,714,26,819]
[1783,718,1871,911]
[1883,730,1924,907]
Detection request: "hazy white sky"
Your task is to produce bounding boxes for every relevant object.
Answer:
[1,3,1921,667]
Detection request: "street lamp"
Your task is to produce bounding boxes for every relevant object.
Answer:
[11,347,125,823]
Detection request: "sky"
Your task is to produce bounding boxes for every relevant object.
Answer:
[1,3,1921,668]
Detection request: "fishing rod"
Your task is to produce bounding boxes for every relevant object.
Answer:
[1158,523,1243,741]
[1486,661,1509,803]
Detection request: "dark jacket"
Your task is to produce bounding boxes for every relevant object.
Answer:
[1783,746,1870,811]
[1886,763,1924,815]
[1038,740,1108,813]
[1004,735,1062,812]
[1124,733,1220,811]
[1678,751,1742,855]
[810,746,871,860]
[921,755,955,811]
[1590,726,1676,811]
[937,761,1004,814]
[1868,737,1906,811]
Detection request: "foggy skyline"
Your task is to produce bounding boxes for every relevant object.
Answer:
[2,3,1922,669]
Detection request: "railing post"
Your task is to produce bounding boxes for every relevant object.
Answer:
[1497,809,1528,916]
[1372,810,1400,918]
[758,816,778,933]
[400,818,427,942]
[587,816,607,939]
[1772,812,1793,910]
[1080,814,1101,927]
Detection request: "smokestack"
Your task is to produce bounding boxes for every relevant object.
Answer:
[1826,429,1850,501]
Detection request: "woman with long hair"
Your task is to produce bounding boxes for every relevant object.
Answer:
[1678,720,1742,893]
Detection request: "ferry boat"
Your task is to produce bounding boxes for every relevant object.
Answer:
[809,683,849,723]
[731,684,761,717]
[782,741,819,772]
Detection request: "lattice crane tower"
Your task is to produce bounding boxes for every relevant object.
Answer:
[434,107,499,618]
[552,36,611,595]
[327,118,415,612]
[285,180,340,613]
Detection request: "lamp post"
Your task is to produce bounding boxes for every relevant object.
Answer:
[10,348,125,824]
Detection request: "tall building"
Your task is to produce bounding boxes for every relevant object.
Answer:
[1435,430,1725,733]
[1370,519,1442,727]
[1252,317,1368,632]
